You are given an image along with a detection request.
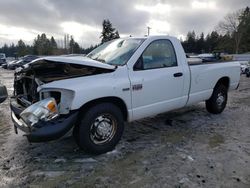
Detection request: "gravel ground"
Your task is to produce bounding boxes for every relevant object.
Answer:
[0,67,250,188]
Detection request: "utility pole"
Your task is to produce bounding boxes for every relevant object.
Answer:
[147,26,151,36]
[64,35,66,49]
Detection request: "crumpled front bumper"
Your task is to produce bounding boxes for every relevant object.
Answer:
[10,97,79,142]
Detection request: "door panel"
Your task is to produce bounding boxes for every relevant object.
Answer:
[129,67,185,120]
[128,39,185,120]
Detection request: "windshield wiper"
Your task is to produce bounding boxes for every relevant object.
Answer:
[89,56,119,67]
[93,58,106,63]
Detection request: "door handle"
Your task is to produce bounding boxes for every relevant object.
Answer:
[173,72,183,77]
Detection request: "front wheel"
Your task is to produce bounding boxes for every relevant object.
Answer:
[206,84,228,114]
[246,68,250,77]
[75,103,124,154]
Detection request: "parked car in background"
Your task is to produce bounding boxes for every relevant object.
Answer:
[239,61,250,74]
[198,52,233,63]
[0,53,6,65]
[7,60,20,70]
[8,55,39,70]
[0,83,8,104]
[1,62,8,69]
[198,53,215,62]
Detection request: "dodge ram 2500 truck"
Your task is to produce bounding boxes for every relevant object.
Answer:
[10,36,241,154]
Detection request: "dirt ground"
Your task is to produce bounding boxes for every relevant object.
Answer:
[0,67,250,188]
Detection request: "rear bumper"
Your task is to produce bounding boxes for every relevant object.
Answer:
[10,97,79,142]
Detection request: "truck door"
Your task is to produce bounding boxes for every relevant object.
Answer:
[128,39,185,120]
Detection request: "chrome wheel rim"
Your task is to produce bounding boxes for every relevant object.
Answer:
[216,92,225,108]
[90,114,117,145]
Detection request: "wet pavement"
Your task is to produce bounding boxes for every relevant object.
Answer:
[0,67,250,187]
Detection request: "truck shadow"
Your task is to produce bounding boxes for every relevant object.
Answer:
[1,103,226,187]
[21,103,211,159]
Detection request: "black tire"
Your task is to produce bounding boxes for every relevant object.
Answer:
[75,103,124,154]
[206,84,228,114]
[246,68,250,77]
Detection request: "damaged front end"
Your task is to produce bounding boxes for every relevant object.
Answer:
[10,58,115,142]
[10,96,79,142]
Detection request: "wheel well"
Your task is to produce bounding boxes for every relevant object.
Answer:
[79,97,128,121]
[215,77,230,89]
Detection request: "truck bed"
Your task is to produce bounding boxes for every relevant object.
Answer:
[186,60,240,106]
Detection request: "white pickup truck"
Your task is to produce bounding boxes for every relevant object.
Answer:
[10,36,240,154]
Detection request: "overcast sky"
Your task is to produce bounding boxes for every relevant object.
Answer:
[0,0,249,48]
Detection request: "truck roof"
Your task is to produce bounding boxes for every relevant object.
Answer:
[128,35,177,40]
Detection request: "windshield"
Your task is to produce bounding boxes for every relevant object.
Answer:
[87,38,145,66]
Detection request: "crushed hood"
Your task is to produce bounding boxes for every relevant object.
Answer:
[15,55,116,84]
[32,56,116,70]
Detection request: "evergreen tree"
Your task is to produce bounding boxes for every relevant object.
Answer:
[196,33,205,53]
[209,31,220,51]
[182,31,196,53]
[82,44,99,54]
[238,7,250,52]
[33,33,53,55]
[114,30,120,39]
[50,36,58,54]
[100,19,120,43]
[1,44,9,56]
[50,37,57,49]
[216,32,234,53]
[69,36,81,54]
[17,40,27,56]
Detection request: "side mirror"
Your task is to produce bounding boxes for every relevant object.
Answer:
[133,56,144,71]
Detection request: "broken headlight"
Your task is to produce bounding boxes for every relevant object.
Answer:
[39,89,74,114]
[20,98,59,126]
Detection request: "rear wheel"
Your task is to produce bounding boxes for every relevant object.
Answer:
[75,103,124,154]
[206,84,228,114]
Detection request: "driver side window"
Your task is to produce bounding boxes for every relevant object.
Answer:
[134,39,177,70]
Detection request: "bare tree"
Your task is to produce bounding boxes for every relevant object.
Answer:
[217,10,242,53]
